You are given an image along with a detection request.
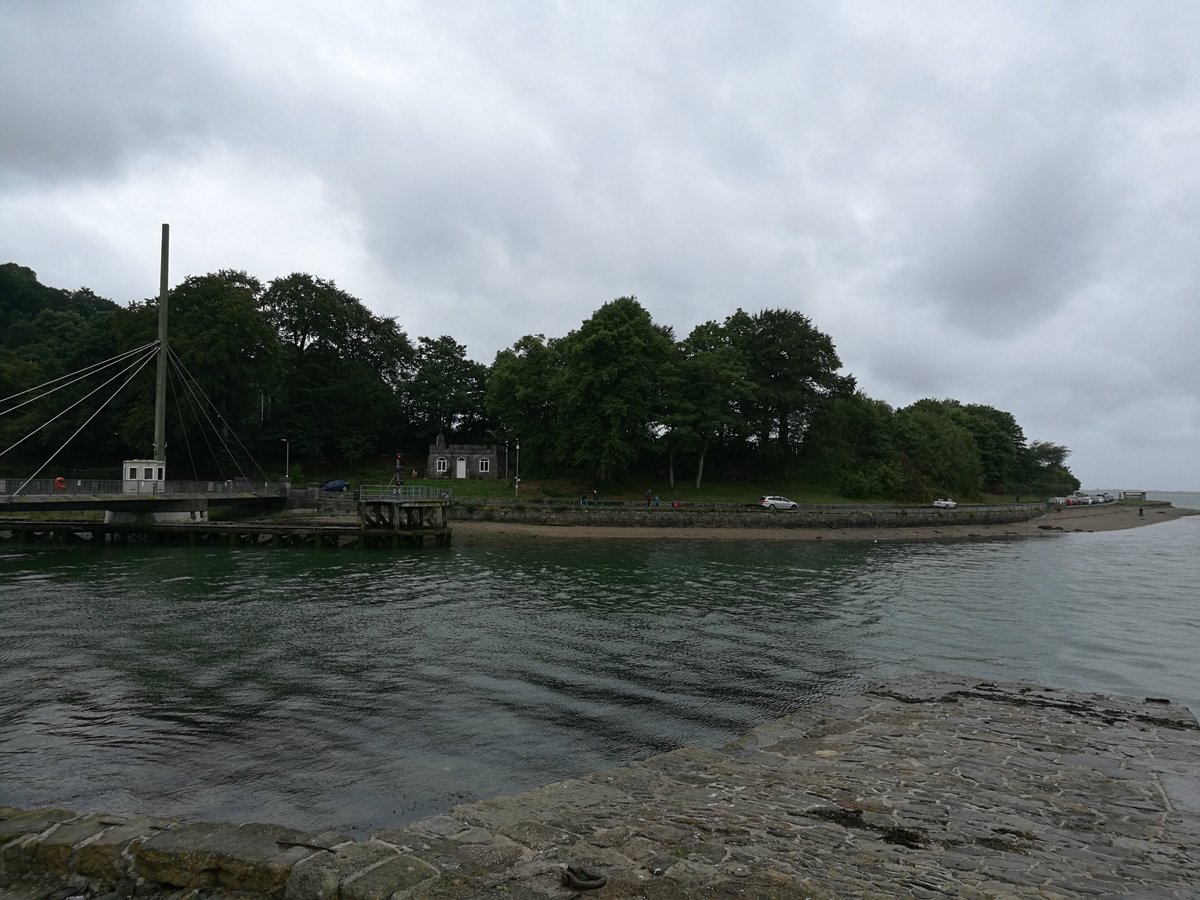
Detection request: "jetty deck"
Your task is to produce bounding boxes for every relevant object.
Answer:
[0,519,450,548]
[2,675,1198,897]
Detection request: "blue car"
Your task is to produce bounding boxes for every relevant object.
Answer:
[320,479,350,492]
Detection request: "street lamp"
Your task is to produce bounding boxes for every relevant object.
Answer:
[280,438,289,480]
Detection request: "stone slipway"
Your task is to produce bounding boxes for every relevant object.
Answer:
[3,676,1198,898]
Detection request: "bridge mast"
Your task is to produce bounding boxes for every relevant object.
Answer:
[153,223,169,465]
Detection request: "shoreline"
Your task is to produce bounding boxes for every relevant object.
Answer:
[4,676,1197,897]
[449,501,1198,542]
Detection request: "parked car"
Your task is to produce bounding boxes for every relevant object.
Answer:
[320,479,350,492]
[932,498,957,508]
[759,495,799,510]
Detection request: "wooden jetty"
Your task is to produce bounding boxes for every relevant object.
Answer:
[0,491,451,550]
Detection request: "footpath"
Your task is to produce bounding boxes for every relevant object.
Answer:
[2,675,1198,898]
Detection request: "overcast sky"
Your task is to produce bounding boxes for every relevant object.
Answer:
[2,2,1197,490]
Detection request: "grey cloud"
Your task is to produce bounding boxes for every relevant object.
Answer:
[3,1,1200,487]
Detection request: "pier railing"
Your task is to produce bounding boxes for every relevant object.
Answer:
[448,496,1049,513]
[1,477,285,497]
[356,485,452,501]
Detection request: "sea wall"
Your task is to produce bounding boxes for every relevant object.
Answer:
[3,677,1198,898]
[448,503,1045,530]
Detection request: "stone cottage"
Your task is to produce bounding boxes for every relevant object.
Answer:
[425,434,500,480]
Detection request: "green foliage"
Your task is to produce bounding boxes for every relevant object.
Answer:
[486,334,563,467]
[553,297,673,480]
[3,261,1082,500]
[893,401,984,499]
[725,307,854,458]
[0,264,127,469]
[108,270,283,478]
[260,272,413,385]
[407,335,490,440]
[663,320,751,487]
[800,392,895,483]
[259,273,413,472]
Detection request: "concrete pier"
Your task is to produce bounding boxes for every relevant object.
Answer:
[2,676,1198,898]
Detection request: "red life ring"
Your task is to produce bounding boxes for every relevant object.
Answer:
[54,475,66,491]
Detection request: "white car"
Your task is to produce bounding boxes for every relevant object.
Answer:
[932,498,957,508]
[759,495,799,510]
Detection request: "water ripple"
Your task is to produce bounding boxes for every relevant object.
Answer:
[1,519,1196,833]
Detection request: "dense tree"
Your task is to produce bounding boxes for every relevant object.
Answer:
[956,404,1026,491]
[892,400,984,499]
[1018,440,1080,495]
[4,261,1085,496]
[486,334,564,472]
[661,321,751,488]
[406,335,490,440]
[257,275,412,471]
[553,297,673,481]
[725,308,852,460]
[1,265,127,471]
[799,392,899,498]
[260,273,413,386]
[105,270,283,477]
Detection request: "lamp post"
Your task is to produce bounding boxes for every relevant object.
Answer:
[515,439,520,498]
[280,438,289,480]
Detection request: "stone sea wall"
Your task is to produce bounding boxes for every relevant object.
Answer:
[449,503,1043,530]
[5,676,1198,898]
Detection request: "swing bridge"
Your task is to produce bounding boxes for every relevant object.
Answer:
[0,225,450,548]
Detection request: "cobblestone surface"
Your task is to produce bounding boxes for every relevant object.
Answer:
[3,675,1197,898]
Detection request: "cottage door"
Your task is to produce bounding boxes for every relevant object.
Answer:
[455,456,467,479]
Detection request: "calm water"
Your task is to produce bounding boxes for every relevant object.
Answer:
[2,509,1197,835]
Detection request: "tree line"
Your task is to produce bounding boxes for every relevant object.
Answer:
[0,262,1079,498]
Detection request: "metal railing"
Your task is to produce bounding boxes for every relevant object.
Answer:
[445,496,1047,512]
[356,485,452,501]
[1,477,285,498]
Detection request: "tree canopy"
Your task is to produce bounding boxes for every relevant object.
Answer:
[2,261,1080,497]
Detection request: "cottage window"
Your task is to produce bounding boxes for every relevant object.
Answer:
[128,467,137,479]
[436,457,448,473]
[478,458,490,474]
[143,467,154,479]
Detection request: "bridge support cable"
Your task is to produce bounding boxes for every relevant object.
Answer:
[167,348,269,482]
[166,351,243,481]
[11,349,158,496]
[0,340,158,417]
[0,344,159,462]
[167,362,201,481]
[166,353,229,481]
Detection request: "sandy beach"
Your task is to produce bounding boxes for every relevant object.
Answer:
[450,501,1198,543]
